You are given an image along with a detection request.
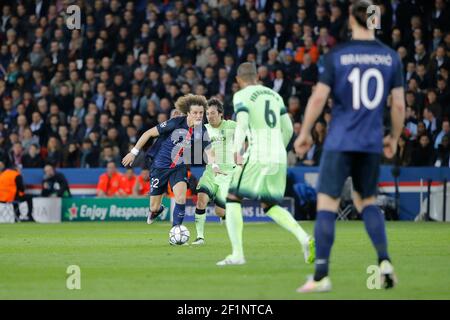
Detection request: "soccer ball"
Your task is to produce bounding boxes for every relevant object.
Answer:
[169,225,190,245]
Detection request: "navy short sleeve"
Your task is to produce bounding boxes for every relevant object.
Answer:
[318,52,335,88]
[391,53,404,89]
[156,117,184,135]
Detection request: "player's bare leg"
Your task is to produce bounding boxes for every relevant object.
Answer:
[297,193,339,293]
[262,202,315,264]
[147,194,165,224]
[172,181,187,226]
[353,192,397,289]
[217,193,245,266]
[193,192,210,245]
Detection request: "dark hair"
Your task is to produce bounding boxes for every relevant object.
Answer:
[107,160,116,166]
[207,98,224,114]
[351,0,373,29]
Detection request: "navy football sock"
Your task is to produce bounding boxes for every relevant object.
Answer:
[314,210,336,281]
[154,205,164,214]
[173,203,186,226]
[362,205,390,263]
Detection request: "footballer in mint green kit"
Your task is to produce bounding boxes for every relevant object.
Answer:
[216,62,315,266]
[193,98,236,245]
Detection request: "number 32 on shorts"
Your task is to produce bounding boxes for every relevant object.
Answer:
[151,178,159,189]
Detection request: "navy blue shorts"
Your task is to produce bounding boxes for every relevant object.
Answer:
[317,151,381,199]
[149,165,188,196]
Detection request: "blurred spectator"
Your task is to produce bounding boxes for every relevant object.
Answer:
[80,138,99,168]
[0,160,33,221]
[434,119,450,149]
[99,144,120,168]
[62,142,80,168]
[405,106,419,138]
[41,164,71,198]
[22,143,44,168]
[46,136,63,167]
[119,168,137,196]
[9,142,23,168]
[394,135,413,167]
[423,107,440,136]
[71,97,86,124]
[295,36,319,64]
[30,111,45,144]
[96,161,122,197]
[21,127,39,152]
[79,113,99,141]
[288,121,302,166]
[133,168,150,197]
[298,122,325,166]
[411,135,435,166]
[272,69,292,104]
[435,135,450,167]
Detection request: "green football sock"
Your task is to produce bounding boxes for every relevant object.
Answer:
[225,202,244,258]
[267,205,309,246]
[195,209,206,239]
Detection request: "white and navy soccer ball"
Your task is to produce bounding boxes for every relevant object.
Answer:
[169,225,190,245]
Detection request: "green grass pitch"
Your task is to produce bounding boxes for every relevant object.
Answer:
[1,221,450,299]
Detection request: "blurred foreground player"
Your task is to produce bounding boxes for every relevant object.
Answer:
[217,62,314,266]
[295,0,405,292]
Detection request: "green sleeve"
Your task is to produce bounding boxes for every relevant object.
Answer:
[233,91,249,114]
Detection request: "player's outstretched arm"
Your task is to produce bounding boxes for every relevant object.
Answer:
[294,83,330,156]
[384,87,406,159]
[122,127,160,167]
[205,147,225,175]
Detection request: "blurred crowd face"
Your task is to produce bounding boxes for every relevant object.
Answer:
[103,147,113,158]
[106,162,117,176]
[44,165,55,178]
[158,113,168,124]
[442,121,450,134]
[17,115,27,127]
[419,135,430,148]
[28,144,38,156]
[13,143,23,155]
[125,168,134,178]
[85,114,95,127]
[140,169,150,181]
[58,126,68,138]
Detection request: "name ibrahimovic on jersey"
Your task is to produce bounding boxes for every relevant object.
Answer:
[340,53,393,66]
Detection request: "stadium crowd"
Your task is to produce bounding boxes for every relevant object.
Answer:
[1,0,450,172]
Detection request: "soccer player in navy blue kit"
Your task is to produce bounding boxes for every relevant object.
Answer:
[295,0,405,293]
[122,94,210,228]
